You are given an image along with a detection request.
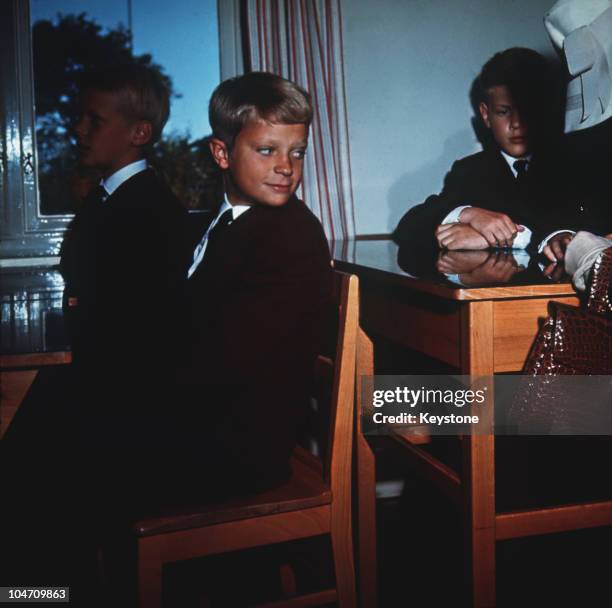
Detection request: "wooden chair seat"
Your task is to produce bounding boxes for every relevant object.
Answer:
[135,448,331,537]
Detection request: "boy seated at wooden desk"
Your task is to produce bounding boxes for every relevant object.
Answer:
[1,64,190,593]
[58,64,193,513]
[177,71,332,497]
[394,47,564,252]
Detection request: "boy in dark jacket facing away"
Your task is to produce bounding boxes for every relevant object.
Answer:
[1,65,190,595]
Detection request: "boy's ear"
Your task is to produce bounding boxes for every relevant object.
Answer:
[479,102,492,128]
[209,138,230,170]
[131,121,153,146]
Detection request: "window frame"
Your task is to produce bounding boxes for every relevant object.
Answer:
[1,0,72,261]
[1,0,239,262]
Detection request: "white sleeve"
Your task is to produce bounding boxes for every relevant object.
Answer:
[537,230,576,254]
[441,205,471,225]
[511,225,532,250]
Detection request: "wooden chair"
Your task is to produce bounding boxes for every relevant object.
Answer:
[133,271,359,608]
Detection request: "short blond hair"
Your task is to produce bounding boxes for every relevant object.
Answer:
[209,72,312,148]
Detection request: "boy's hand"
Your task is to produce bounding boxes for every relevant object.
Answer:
[435,223,489,250]
[459,207,522,248]
[542,231,574,262]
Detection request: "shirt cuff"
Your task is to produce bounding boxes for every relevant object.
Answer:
[512,226,532,249]
[537,230,576,254]
[442,205,471,225]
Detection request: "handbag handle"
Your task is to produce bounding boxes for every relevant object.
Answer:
[587,247,612,314]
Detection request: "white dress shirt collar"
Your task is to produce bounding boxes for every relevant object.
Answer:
[101,159,148,197]
[187,194,251,278]
[221,193,251,221]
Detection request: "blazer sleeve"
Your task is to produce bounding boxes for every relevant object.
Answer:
[393,159,473,247]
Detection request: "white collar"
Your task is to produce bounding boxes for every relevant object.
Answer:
[186,193,252,279]
[102,159,148,196]
[219,192,251,221]
[500,150,532,178]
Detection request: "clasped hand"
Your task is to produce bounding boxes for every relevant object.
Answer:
[436,207,524,250]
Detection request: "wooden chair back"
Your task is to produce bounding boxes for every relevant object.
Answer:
[310,272,359,483]
[325,272,358,502]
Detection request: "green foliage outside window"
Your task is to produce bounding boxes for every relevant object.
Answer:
[33,13,220,214]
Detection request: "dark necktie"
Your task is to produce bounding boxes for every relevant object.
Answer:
[207,208,234,243]
[513,159,529,181]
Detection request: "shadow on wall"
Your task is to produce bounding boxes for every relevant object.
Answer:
[387,127,479,234]
[387,75,489,234]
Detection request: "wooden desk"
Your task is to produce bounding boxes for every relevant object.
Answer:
[333,240,579,373]
[1,267,70,437]
[332,239,606,607]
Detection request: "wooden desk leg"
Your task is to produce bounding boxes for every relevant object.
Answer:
[356,329,377,608]
[461,301,496,607]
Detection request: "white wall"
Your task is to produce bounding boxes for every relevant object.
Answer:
[341,0,557,235]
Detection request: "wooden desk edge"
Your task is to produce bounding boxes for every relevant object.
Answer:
[1,351,72,369]
[333,260,577,301]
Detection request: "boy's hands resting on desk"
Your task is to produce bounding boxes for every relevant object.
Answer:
[435,223,489,250]
[458,207,522,249]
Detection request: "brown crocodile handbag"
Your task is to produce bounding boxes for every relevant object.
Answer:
[525,247,612,375]
[507,248,612,434]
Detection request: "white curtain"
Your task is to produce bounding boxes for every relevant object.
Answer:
[244,0,356,240]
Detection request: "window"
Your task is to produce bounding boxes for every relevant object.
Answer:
[0,0,220,261]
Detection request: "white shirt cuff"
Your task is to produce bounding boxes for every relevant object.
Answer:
[511,226,532,249]
[442,205,471,225]
[537,230,576,254]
